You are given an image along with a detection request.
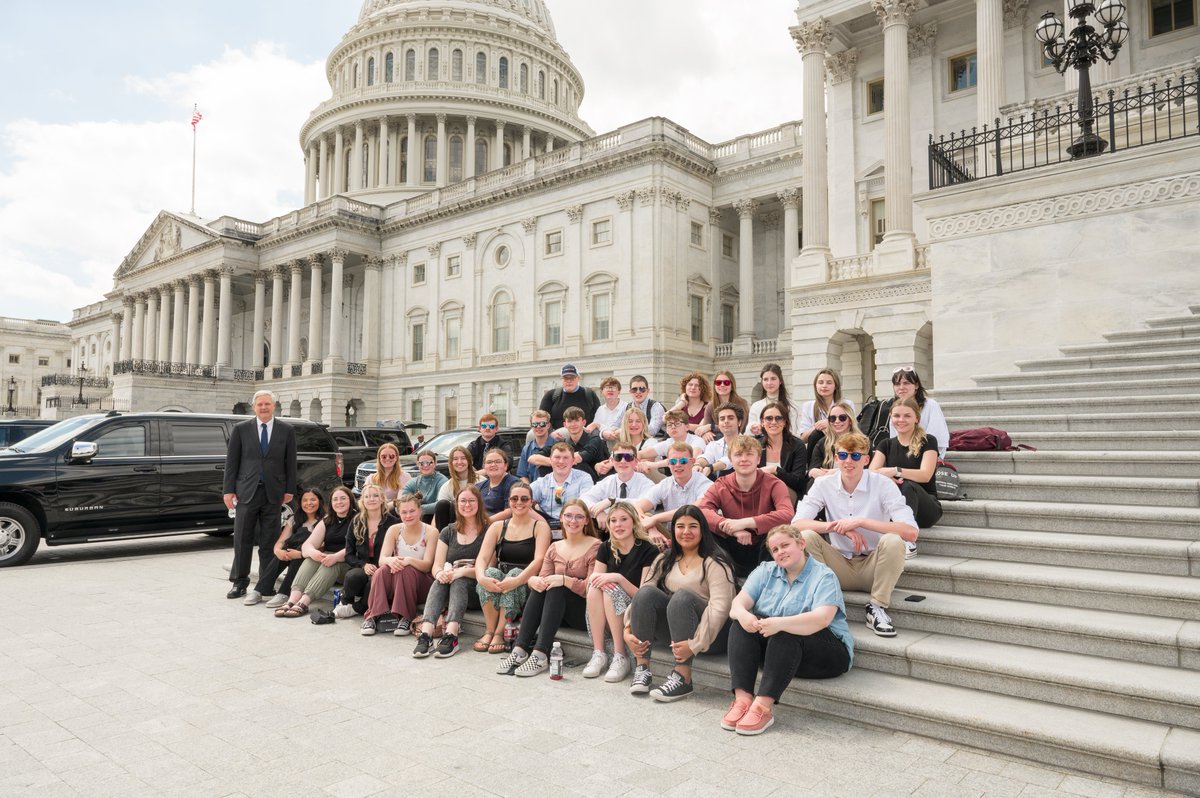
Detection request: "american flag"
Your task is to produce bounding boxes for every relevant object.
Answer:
[191,107,203,128]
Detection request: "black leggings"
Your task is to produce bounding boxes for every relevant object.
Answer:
[727,624,850,701]
[899,480,942,528]
[342,567,371,614]
[515,586,586,655]
[277,558,303,595]
[433,500,455,531]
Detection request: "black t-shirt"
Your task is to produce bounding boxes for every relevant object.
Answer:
[879,435,939,495]
[595,538,658,587]
[440,523,485,569]
[538,386,602,427]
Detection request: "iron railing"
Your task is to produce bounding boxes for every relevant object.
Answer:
[929,68,1199,188]
[310,361,324,374]
[290,365,303,377]
[233,369,264,383]
[347,362,367,376]
[112,360,215,378]
[41,374,110,388]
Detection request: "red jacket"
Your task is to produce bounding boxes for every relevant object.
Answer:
[699,471,794,540]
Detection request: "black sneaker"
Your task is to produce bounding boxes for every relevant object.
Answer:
[360,619,376,636]
[865,603,897,637]
[412,632,433,658]
[434,632,459,658]
[649,670,694,702]
[630,664,653,695]
[394,617,412,636]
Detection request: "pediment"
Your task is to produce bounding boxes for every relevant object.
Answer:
[115,211,220,278]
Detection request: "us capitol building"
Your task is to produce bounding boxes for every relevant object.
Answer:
[40,0,1200,426]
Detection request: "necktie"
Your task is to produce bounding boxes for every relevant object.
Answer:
[260,423,269,456]
[619,483,627,500]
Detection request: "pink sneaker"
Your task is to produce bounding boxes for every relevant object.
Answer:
[720,697,752,731]
[736,705,775,736]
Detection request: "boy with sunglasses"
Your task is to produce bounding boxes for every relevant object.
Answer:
[791,432,918,638]
[581,441,656,529]
[635,441,712,545]
[516,410,553,480]
[467,412,513,470]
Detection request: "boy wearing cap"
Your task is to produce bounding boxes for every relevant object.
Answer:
[537,363,601,427]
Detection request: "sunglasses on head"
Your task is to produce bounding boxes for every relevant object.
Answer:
[480,422,496,429]
[835,451,865,461]
[668,457,690,465]
[612,452,636,462]
[828,414,850,423]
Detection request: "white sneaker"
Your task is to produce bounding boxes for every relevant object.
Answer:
[265,593,289,609]
[905,540,918,559]
[865,602,897,637]
[582,651,608,679]
[333,604,357,619]
[604,653,631,683]
[242,590,262,606]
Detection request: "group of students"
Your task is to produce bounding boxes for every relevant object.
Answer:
[240,363,945,735]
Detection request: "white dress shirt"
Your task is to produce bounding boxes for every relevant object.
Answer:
[643,471,713,512]
[581,472,656,505]
[792,470,917,559]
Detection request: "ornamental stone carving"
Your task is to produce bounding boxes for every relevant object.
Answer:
[307,254,323,269]
[254,271,269,285]
[908,23,938,58]
[217,265,235,277]
[637,186,658,206]
[290,260,305,274]
[565,204,584,222]
[792,280,931,309]
[761,211,781,230]
[677,196,691,212]
[709,207,723,225]
[825,49,859,84]
[615,190,636,210]
[427,242,441,256]
[394,252,409,267]
[329,248,349,262]
[790,18,832,55]
[153,223,183,261]
[659,191,678,208]
[271,264,288,280]
[463,232,477,248]
[733,199,759,219]
[778,188,801,209]
[872,0,919,28]
[365,256,384,271]
[1003,0,1030,29]
[520,217,538,234]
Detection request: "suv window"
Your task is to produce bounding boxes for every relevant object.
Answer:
[93,424,148,457]
[168,422,228,456]
[364,430,404,446]
[332,431,364,447]
[295,425,337,453]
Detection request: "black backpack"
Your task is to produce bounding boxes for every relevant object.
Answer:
[857,396,893,449]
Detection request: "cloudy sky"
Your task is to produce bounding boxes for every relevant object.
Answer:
[0,0,802,322]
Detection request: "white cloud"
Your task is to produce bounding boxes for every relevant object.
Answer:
[0,42,325,321]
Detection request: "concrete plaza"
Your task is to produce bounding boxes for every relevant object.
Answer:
[0,537,1187,798]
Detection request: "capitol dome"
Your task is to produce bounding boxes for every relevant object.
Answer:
[298,0,593,204]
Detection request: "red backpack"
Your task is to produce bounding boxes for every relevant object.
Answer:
[948,427,1034,452]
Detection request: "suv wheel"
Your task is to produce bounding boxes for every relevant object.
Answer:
[0,503,40,567]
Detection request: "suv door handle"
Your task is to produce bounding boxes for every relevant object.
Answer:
[133,465,159,473]
[214,465,225,471]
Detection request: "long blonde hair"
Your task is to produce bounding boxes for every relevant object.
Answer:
[891,397,929,459]
[822,400,863,468]
[620,406,650,447]
[607,500,652,564]
[372,442,403,494]
[352,484,387,544]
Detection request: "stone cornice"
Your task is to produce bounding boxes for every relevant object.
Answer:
[792,278,931,309]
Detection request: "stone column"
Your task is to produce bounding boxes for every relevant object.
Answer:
[791,18,832,257]
[156,286,171,362]
[351,121,364,191]
[288,261,303,366]
[873,0,918,239]
[328,249,347,361]
[131,295,145,360]
[215,266,233,368]
[378,117,390,187]
[307,256,323,366]
[185,277,201,364]
[252,272,266,370]
[109,313,122,373]
[318,136,330,199]
[435,114,447,187]
[270,266,285,368]
[304,145,317,205]
[977,0,1005,128]
[200,272,216,366]
[143,290,158,361]
[522,126,531,160]
[362,257,382,365]
[493,121,506,170]
[465,116,477,177]
[406,115,418,187]
[120,299,134,361]
[733,199,758,338]
[546,135,554,153]
[333,127,346,195]
[170,281,186,363]
[779,188,801,290]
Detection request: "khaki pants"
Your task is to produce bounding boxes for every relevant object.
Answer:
[801,530,905,608]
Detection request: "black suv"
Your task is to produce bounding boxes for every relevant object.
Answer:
[328,426,413,487]
[0,419,56,448]
[0,412,343,567]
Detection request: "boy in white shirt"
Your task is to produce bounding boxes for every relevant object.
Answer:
[638,409,704,471]
[635,441,712,545]
[695,402,745,478]
[582,440,656,529]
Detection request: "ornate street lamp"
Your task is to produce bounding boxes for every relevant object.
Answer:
[1035,0,1129,158]
[6,377,15,413]
[77,362,88,405]
[345,401,357,428]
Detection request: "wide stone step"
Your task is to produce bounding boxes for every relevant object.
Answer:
[990,430,1200,451]
[1105,322,1200,342]
[944,410,1200,432]
[974,362,1200,387]
[1017,348,1200,372]
[956,473,1200,507]
[918,525,1198,576]
[940,497,1200,538]
[853,628,1200,730]
[934,375,1200,402]
[1145,313,1200,330]
[947,449,1200,478]
[1062,335,1200,358]
[943,392,1196,417]
[898,555,1200,620]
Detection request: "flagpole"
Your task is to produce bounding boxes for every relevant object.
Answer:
[190,104,198,216]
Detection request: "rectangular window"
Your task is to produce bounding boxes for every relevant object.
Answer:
[168,423,228,456]
[1151,0,1195,34]
[490,395,508,427]
[38,357,49,367]
[870,199,887,250]
[94,423,148,458]
[544,300,561,346]
[689,296,704,343]
[446,254,461,278]
[410,398,423,424]
[722,233,734,258]
[445,317,460,358]
[690,221,704,247]
[591,293,611,341]
[721,304,735,344]
[443,396,458,430]
[948,52,978,93]
[591,219,611,246]
[412,262,426,285]
[867,79,885,115]
[7,354,18,364]
[411,323,425,362]
[545,230,563,256]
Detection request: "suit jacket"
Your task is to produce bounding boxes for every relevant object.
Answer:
[758,433,807,496]
[224,417,298,504]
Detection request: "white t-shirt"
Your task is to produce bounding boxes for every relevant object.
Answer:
[747,398,800,431]
[642,435,704,456]
[581,472,657,505]
[592,401,629,435]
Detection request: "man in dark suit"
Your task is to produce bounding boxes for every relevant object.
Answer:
[223,390,297,602]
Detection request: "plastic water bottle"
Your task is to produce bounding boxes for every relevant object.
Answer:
[549,642,564,680]
[503,619,518,652]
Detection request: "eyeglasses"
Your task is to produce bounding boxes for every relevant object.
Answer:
[612,452,636,462]
[509,495,531,504]
[530,421,548,429]
[668,457,690,465]
[480,422,496,430]
[835,451,865,461]
[762,415,785,423]
[665,421,685,428]
[561,512,587,522]
[714,379,731,387]
[828,414,850,423]
[630,386,648,393]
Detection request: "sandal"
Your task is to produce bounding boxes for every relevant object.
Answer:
[273,602,294,617]
[280,602,308,618]
[487,638,507,654]
[473,633,494,653]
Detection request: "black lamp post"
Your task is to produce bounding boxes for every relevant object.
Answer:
[345,401,356,428]
[1035,0,1129,159]
[6,377,15,413]
[77,362,87,405]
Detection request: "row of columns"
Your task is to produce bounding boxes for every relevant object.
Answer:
[304,114,561,204]
[731,190,800,339]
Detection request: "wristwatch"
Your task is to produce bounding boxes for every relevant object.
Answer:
[894,467,902,479]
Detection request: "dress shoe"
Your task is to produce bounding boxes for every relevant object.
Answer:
[226,585,247,599]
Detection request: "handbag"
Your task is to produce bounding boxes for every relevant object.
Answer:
[934,460,964,501]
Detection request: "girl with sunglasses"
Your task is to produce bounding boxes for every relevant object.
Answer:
[697,370,750,442]
[365,442,409,505]
[756,400,808,500]
[806,401,864,489]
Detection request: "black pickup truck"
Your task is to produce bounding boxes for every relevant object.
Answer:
[0,412,342,567]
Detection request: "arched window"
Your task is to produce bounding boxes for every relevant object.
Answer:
[400,136,408,182]
[474,139,488,176]
[367,57,375,86]
[423,135,437,182]
[452,49,463,81]
[498,56,509,88]
[537,70,545,99]
[428,47,439,79]
[553,78,559,104]
[405,49,416,81]
[385,52,394,82]
[491,291,513,353]
[475,52,487,83]
[449,135,463,183]
[519,63,529,94]
[353,63,360,89]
